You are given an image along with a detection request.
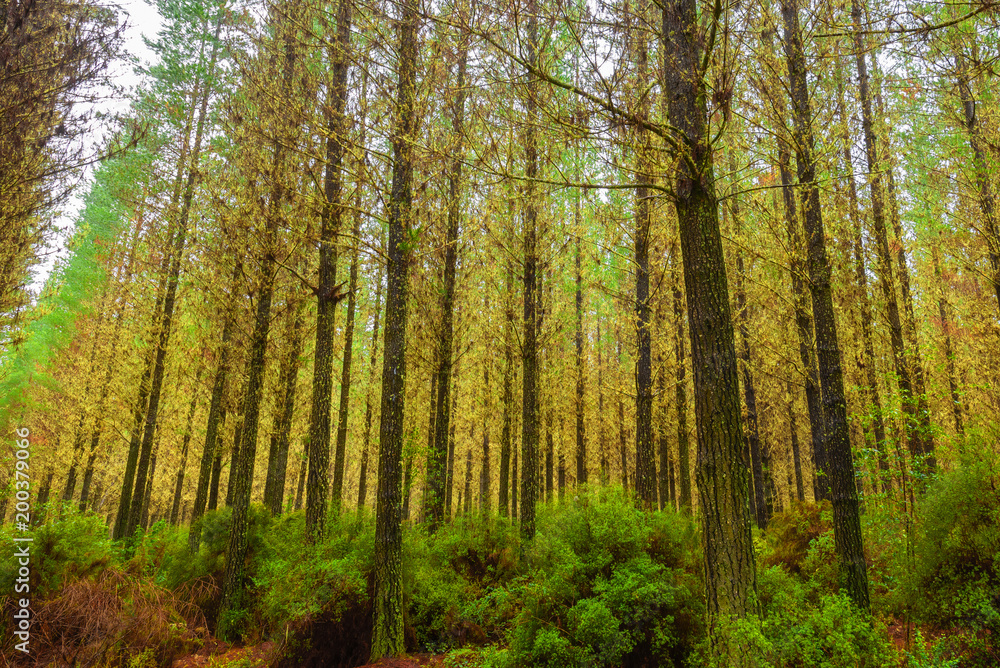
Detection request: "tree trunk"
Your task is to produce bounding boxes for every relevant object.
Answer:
[332,213,361,513]
[783,0,869,611]
[371,0,417,655]
[358,265,384,512]
[787,381,805,502]
[519,0,540,545]
[670,242,692,510]
[189,263,237,549]
[499,270,514,516]
[264,298,305,516]
[956,54,1000,318]
[662,0,758,640]
[127,25,220,539]
[480,336,491,513]
[305,0,353,542]
[426,45,469,529]
[632,10,655,508]
[171,368,203,525]
[848,0,925,474]
[834,67,890,493]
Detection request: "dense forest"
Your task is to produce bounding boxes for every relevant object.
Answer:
[1,0,999,664]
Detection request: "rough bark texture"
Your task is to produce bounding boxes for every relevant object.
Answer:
[518,0,540,545]
[662,0,758,641]
[371,0,417,655]
[784,0,870,611]
[632,12,655,508]
[264,299,305,516]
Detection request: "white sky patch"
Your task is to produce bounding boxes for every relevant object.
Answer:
[31,0,163,294]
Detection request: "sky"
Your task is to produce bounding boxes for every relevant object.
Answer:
[31,0,164,294]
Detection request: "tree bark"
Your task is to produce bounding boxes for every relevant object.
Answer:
[662,0,758,640]
[783,0,870,610]
[264,298,305,516]
[371,0,417,655]
[358,266,384,512]
[519,0,540,544]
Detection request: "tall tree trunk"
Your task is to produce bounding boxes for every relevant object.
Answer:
[662,0,758,639]
[632,7,655,508]
[480,329,491,513]
[264,298,305,516]
[127,25,221,539]
[499,270,514,516]
[956,54,1000,317]
[617,331,628,492]
[445,372,460,519]
[545,410,554,502]
[597,319,609,482]
[670,241,692,510]
[787,381,805,502]
[306,0,353,543]
[427,43,469,529]
[783,0,870,611]
[189,263,238,549]
[371,0,417,655]
[170,366,203,525]
[574,196,587,486]
[358,266,384,512]
[848,0,925,474]
[519,0,540,544]
[728,161,770,529]
[656,294,670,510]
[332,212,361,513]
[218,11,296,627]
[834,67,890,493]
[776,147,825,500]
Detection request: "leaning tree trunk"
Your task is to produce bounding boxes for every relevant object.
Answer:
[127,24,221,539]
[332,211,361,513]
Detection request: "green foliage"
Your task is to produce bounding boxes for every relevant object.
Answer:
[900,446,1000,664]
[256,510,373,633]
[0,505,113,599]
[504,487,704,667]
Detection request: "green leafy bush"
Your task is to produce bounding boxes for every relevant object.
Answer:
[0,506,113,599]
[504,488,704,667]
[902,447,1000,665]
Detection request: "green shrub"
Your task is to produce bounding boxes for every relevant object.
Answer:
[504,488,704,667]
[0,506,113,600]
[902,447,1000,665]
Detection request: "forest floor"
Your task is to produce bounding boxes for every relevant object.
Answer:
[169,639,450,668]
